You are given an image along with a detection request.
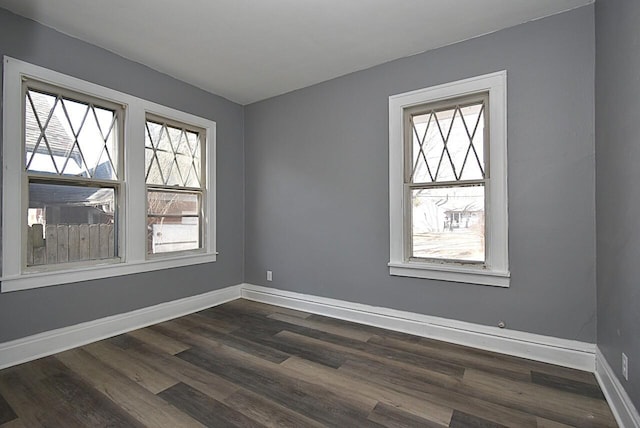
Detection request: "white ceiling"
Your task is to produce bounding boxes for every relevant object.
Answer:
[0,0,592,105]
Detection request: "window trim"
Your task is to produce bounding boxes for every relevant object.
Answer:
[388,71,509,287]
[2,56,217,292]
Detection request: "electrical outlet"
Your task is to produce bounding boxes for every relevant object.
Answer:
[622,353,629,381]
[266,270,273,281]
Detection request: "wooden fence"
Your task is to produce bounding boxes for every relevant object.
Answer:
[27,223,115,266]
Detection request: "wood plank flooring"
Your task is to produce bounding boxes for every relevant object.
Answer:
[0,299,618,427]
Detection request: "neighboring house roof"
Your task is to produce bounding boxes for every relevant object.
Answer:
[26,91,82,163]
[30,183,114,209]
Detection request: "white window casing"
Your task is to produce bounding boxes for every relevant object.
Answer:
[2,56,217,292]
[388,71,509,287]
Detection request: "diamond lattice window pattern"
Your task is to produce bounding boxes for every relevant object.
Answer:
[145,120,202,188]
[25,89,119,180]
[410,101,485,184]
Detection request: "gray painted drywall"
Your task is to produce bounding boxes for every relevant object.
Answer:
[245,6,596,342]
[595,0,640,410]
[0,8,245,342]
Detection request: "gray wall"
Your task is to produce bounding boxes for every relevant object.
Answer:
[596,0,640,410]
[0,9,245,342]
[245,6,597,342]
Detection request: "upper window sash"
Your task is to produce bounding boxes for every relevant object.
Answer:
[2,56,217,292]
[144,114,206,190]
[23,79,125,182]
[404,93,489,186]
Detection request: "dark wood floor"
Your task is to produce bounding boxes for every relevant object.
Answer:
[0,299,617,427]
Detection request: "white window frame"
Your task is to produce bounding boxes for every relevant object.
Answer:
[2,56,217,292]
[388,71,509,287]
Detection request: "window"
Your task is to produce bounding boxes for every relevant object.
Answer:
[145,116,205,255]
[2,57,216,292]
[24,80,124,268]
[389,72,509,286]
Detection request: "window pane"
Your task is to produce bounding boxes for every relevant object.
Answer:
[145,119,203,188]
[27,182,117,266]
[25,89,119,180]
[411,113,437,183]
[411,184,484,262]
[147,190,201,254]
[410,100,485,184]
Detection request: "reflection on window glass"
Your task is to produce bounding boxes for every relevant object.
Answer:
[411,184,484,262]
[147,190,200,254]
[27,182,116,266]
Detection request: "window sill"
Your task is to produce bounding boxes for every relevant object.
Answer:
[388,261,510,287]
[1,252,218,293]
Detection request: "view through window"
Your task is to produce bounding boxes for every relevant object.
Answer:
[406,94,487,263]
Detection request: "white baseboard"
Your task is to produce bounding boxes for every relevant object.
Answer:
[241,284,596,372]
[0,281,598,375]
[0,284,242,370]
[596,347,640,428]
[0,284,640,428]
[3,282,634,424]
[5,281,634,425]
